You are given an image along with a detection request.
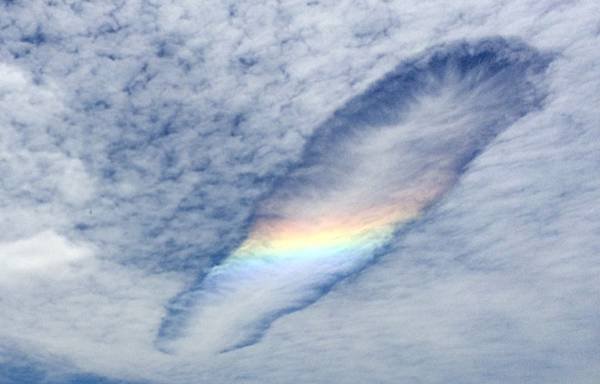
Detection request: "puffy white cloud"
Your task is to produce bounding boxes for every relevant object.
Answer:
[0,230,89,276]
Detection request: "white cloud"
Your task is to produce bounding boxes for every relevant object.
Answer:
[0,0,599,383]
[0,231,185,383]
[0,62,95,245]
[0,230,89,275]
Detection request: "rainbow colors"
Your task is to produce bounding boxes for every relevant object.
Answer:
[221,189,441,272]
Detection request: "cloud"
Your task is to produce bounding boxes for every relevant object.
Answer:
[0,62,94,242]
[0,230,90,276]
[0,0,599,383]
[0,230,184,383]
[157,38,552,354]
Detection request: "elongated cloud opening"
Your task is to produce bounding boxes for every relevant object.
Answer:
[157,38,550,354]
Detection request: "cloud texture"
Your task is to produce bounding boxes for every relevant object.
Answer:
[0,1,599,383]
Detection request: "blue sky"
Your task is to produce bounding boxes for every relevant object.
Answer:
[0,1,599,383]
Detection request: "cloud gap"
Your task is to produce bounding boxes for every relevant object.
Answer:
[155,37,551,354]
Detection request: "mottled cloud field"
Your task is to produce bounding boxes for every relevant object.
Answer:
[0,1,599,384]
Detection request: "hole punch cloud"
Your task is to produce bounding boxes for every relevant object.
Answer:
[157,38,551,354]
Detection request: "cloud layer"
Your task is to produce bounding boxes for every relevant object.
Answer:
[0,1,599,383]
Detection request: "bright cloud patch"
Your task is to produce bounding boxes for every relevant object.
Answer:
[0,230,90,275]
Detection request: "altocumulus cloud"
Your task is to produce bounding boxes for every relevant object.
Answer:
[0,1,599,384]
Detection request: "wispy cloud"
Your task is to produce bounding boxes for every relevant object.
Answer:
[157,39,551,354]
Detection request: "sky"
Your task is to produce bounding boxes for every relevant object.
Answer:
[0,1,599,383]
